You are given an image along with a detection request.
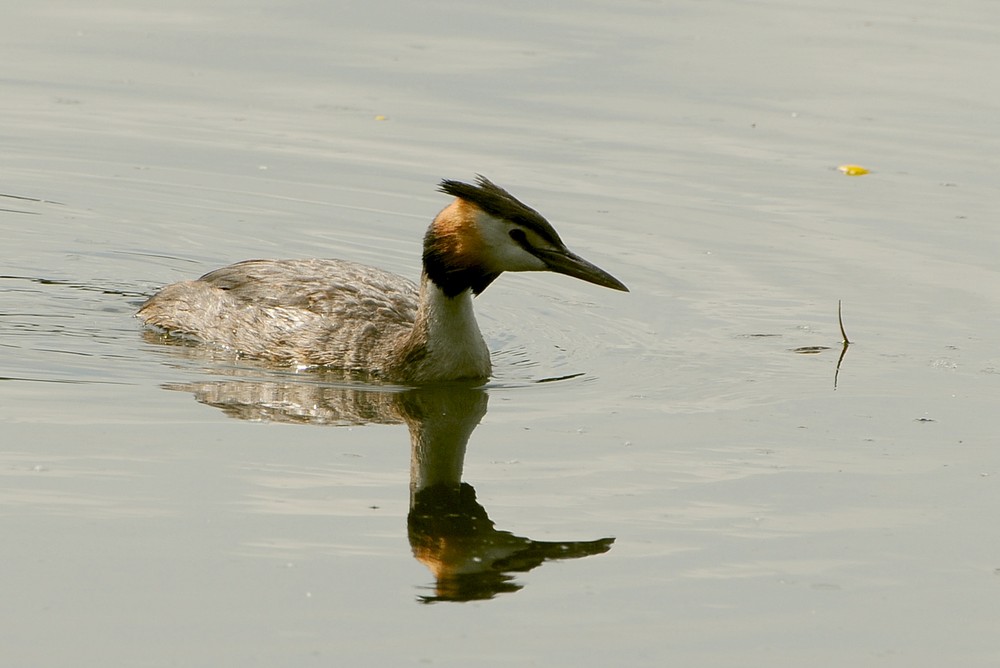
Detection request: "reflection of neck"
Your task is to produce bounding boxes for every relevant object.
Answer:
[401,385,617,603]
[397,387,488,507]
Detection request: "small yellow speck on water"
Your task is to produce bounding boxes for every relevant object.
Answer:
[374,114,387,121]
[838,164,870,176]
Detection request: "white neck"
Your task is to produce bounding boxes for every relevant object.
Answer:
[412,275,492,382]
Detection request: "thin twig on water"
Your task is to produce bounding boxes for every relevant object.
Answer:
[838,299,851,344]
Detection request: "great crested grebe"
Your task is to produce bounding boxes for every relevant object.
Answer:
[138,176,628,383]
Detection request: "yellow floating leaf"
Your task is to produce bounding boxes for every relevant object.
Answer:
[838,164,870,176]
[374,114,387,121]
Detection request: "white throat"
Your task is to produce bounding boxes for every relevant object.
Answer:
[415,275,491,381]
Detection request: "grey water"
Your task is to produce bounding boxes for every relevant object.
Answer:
[3,1,1000,666]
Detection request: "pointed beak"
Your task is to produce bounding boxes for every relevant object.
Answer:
[533,247,629,292]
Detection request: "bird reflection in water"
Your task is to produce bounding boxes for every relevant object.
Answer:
[156,358,614,602]
[399,387,613,603]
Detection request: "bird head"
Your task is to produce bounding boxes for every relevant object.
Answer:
[423,176,629,297]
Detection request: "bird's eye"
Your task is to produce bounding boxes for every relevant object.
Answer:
[508,228,528,246]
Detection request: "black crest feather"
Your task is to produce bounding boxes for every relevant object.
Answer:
[437,175,562,246]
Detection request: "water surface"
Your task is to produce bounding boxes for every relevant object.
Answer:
[3,1,1000,666]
